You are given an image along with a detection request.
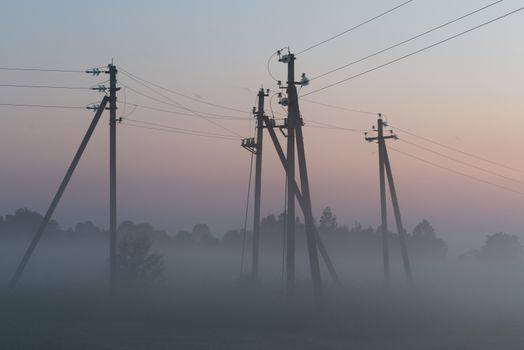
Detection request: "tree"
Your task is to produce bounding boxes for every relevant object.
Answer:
[191,224,219,245]
[0,208,62,238]
[117,222,165,285]
[174,230,193,245]
[411,219,447,259]
[191,224,211,242]
[480,232,522,262]
[413,219,435,239]
[222,229,242,247]
[73,220,105,239]
[117,234,165,285]
[319,207,337,234]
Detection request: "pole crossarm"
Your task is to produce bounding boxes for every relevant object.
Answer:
[241,138,258,154]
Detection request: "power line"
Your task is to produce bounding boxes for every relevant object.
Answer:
[0,84,90,90]
[120,81,246,138]
[310,0,503,81]
[301,6,524,97]
[118,101,248,120]
[300,98,376,115]
[302,116,524,185]
[267,48,288,82]
[119,68,249,114]
[399,138,524,185]
[120,122,239,141]
[296,0,414,55]
[124,118,240,138]
[390,123,524,174]
[304,119,366,133]
[0,67,85,73]
[123,84,246,137]
[0,103,86,109]
[389,146,524,197]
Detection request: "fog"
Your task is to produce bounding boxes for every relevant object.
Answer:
[1,209,524,349]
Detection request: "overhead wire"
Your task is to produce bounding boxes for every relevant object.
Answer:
[389,146,524,196]
[301,6,524,97]
[0,67,85,73]
[399,138,524,185]
[299,115,524,191]
[300,98,376,116]
[310,0,504,81]
[390,123,524,174]
[119,68,249,115]
[267,46,289,82]
[304,119,367,133]
[119,80,246,138]
[0,84,90,90]
[120,122,239,142]
[124,118,240,139]
[296,0,415,55]
[0,103,86,109]
[117,101,248,120]
[301,113,524,180]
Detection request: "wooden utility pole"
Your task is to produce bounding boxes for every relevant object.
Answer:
[365,114,412,286]
[240,51,340,305]
[108,63,119,287]
[251,88,268,281]
[281,52,322,304]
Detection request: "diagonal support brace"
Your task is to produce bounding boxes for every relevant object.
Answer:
[9,96,109,289]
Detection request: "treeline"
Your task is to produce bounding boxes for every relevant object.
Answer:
[0,207,522,262]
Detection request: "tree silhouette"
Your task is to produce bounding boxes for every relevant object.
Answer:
[117,222,165,285]
[319,207,337,234]
[174,230,193,245]
[411,219,447,259]
[480,232,522,262]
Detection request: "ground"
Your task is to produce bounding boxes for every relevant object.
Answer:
[1,283,524,350]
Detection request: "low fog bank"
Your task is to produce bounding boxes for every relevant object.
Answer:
[1,207,524,349]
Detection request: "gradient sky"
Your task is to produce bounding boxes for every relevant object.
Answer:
[0,0,523,254]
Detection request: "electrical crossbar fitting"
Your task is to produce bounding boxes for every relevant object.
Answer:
[365,114,413,286]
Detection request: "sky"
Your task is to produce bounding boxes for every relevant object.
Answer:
[0,0,523,254]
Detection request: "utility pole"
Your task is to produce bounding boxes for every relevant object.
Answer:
[378,116,390,286]
[241,88,269,281]
[365,114,412,286]
[251,88,268,281]
[285,71,296,299]
[240,51,339,304]
[280,51,322,304]
[383,143,413,284]
[108,63,119,287]
[9,96,109,289]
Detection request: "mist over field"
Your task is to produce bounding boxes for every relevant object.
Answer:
[1,208,524,349]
